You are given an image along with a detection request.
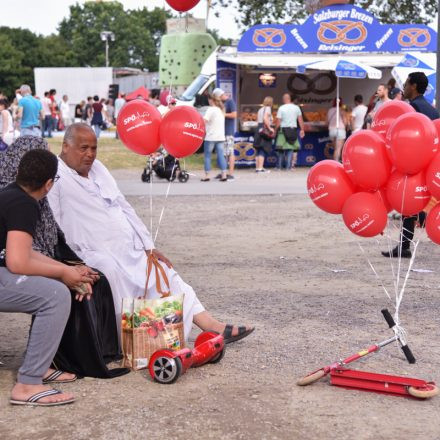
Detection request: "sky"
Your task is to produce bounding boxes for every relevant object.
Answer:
[0,0,241,39]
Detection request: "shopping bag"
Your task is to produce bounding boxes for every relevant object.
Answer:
[121,254,185,370]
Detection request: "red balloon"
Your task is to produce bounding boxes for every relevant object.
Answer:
[307,160,355,214]
[387,112,438,175]
[426,203,440,245]
[342,192,388,237]
[159,90,171,106]
[166,0,200,12]
[116,100,161,155]
[373,187,392,213]
[371,100,415,139]
[425,152,440,199]
[343,130,391,190]
[433,119,440,138]
[160,106,206,158]
[386,170,431,216]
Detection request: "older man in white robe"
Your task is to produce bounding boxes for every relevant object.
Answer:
[48,123,254,344]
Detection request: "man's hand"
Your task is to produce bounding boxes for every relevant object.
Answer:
[61,266,94,291]
[299,130,305,139]
[74,265,100,284]
[74,282,93,302]
[147,249,173,269]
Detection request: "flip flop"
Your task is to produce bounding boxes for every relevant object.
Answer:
[10,389,75,407]
[201,178,210,182]
[43,370,77,384]
[222,324,255,344]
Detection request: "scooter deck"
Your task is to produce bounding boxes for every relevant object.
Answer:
[330,368,429,398]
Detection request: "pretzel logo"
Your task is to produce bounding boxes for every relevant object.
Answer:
[317,20,367,45]
[398,28,431,47]
[287,73,336,96]
[253,28,286,48]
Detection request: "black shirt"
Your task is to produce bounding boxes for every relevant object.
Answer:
[75,104,83,118]
[410,95,439,120]
[0,183,39,267]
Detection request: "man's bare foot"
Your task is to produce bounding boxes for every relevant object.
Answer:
[43,368,76,383]
[11,383,74,405]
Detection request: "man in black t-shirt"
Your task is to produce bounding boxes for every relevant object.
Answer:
[382,72,439,259]
[0,149,92,407]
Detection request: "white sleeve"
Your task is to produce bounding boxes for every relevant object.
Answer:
[276,107,282,119]
[47,182,61,225]
[115,190,155,251]
[203,107,212,123]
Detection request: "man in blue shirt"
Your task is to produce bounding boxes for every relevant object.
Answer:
[213,88,237,180]
[382,72,439,259]
[16,84,44,137]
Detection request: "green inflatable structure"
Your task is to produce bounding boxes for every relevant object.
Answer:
[159,33,216,87]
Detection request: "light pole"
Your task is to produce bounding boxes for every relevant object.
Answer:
[100,31,115,67]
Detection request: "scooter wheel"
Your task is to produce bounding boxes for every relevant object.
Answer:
[178,172,189,183]
[141,171,150,183]
[152,356,182,384]
[408,383,439,399]
[296,369,325,386]
[209,347,226,364]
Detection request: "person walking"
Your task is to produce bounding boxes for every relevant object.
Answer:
[16,85,44,137]
[0,98,15,148]
[41,92,53,138]
[213,88,236,180]
[201,94,228,182]
[275,93,305,169]
[60,95,72,129]
[351,94,368,133]
[253,96,275,172]
[382,72,439,259]
[327,98,348,162]
[82,97,93,124]
[114,93,126,139]
[90,96,103,138]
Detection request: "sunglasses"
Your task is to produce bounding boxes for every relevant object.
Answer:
[53,175,60,182]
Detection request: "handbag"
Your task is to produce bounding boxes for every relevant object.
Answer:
[282,127,298,145]
[259,125,276,141]
[0,139,8,152]
[121,253,185,370]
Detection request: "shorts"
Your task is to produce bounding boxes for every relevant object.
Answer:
[329,128,346,140]
[224,135,235,156]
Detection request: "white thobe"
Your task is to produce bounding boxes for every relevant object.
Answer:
[48,158,204,339]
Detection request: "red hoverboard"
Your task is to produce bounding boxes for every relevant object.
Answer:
[148,331,225,384]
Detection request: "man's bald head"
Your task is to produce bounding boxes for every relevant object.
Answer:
[61,123,97,177]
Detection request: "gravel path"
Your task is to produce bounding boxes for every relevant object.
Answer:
[1,179,439,439]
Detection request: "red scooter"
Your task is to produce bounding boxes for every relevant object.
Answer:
[148,331,225,384]
[297,309,438,399]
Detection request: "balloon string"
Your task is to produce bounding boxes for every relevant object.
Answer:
[154,158,177,243]
[149,155,153,237]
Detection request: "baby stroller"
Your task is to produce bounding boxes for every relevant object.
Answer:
[141,152,189,183]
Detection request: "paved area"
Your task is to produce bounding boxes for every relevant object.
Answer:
[113,168,309,197]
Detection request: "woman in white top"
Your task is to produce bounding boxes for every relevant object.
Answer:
[201,94,227,182]
[327,98,348,162]
[0,99,14,148]
[254,96,274,172]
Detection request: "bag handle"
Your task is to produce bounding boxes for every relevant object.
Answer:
[144,252,171,298]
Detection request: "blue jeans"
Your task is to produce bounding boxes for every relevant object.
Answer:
[93,124,101,138]
[20,126,41,137]
[276,150,293,169]
[204,141,227,172]
[43,115,53,137]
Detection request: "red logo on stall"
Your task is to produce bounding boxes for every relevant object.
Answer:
[253,28,286,48]
[398,29,431,47]
[317,20,367,45]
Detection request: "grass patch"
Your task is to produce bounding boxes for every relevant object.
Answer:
[47,137,206,170]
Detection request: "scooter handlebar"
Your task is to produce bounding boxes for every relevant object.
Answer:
[402,344,416,364]
[381,309,395,329]
[381,309,416,364]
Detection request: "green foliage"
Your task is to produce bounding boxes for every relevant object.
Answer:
[212,0,438,27]
[58,2,168,71]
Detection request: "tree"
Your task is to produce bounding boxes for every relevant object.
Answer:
[212,0,438,27]
[58,2,168,71]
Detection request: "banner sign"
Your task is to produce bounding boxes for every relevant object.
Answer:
[238,5,436,54]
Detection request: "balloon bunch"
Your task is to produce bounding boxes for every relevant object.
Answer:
[116,100,206,159]
[307,100,440,241]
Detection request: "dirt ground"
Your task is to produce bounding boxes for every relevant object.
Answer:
[1,189,440,440]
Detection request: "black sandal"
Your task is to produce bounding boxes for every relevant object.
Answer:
[201,178,210,182]
[222,324,255,344]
